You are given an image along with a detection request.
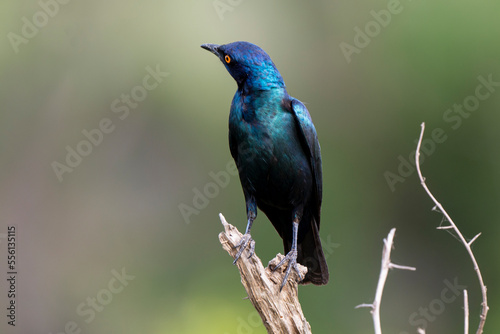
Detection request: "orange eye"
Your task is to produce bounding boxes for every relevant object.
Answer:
[224,55,231,63]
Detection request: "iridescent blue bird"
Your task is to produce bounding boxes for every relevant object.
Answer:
[201,41,329,289]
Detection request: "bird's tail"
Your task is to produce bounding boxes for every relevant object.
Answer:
[284,217,329,285]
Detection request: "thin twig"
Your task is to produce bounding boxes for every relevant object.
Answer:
[464,289,469,334]
[415,122,489,334]
[356,228,416,334]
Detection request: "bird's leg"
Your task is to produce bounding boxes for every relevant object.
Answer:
[233,216,255,263]
[233,197,257,264]
[273,216,303,291]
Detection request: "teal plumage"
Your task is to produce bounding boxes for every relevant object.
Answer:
[202,41,329,288]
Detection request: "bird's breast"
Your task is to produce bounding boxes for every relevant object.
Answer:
[229,93,312,208]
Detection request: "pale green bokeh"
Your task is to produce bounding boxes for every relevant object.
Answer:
[0,0,499,333]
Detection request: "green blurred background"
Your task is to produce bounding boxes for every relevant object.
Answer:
[0,0,499,333]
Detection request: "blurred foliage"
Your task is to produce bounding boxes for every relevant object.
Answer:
[0,0,499,333]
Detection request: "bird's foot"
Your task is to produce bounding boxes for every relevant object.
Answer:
[233,233,255,264]
[273,249,303,291]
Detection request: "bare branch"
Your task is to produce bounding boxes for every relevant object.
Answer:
[464,289,469,334]
[415,122,489,334]
[436,225,454,230]
[355,303,375,310]
[468,233,481,246]
[356,228,416,334]
[218,213,312,334]
[389,263,417,271]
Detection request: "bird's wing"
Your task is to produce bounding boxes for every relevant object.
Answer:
[290,98,323,226]
[228,127,238,162]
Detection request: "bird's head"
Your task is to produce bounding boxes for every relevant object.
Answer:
[201,41,285,91]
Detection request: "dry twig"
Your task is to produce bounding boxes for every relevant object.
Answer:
[356,228,416,334]
[464,289,469,334]
[415,122,489,334]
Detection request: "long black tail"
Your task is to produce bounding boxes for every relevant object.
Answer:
[263,205,329,285]
[284,216,329,285]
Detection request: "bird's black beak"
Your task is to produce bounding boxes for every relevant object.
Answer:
[201,43,221,57]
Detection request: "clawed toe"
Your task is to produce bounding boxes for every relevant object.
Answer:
[233,233,254,264]
[273,250,303,291]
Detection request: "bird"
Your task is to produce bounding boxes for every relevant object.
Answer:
[201,41,329,290]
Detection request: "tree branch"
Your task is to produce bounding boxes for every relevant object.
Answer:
[218,213,312,334]
[415,122,489,334]
[356,228,416,334]
[464,289,469,334]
